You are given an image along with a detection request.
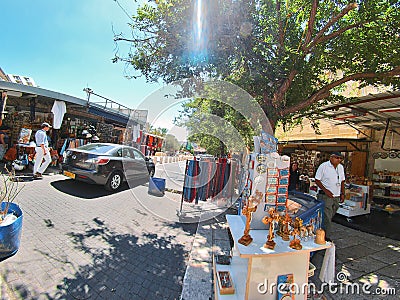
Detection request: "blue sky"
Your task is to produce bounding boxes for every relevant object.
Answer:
[1,0,162,109]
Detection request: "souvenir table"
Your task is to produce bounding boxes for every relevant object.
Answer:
[214,215,333,300]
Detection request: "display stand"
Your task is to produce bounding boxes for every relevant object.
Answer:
[337,184,370,219]
[372,171,400,214]
[214,215,332,300]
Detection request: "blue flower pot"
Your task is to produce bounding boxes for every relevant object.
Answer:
[0,202,23,260]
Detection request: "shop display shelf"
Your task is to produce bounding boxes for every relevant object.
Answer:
[372,182,400,187]
[373,195,400,201]
[371,203,400,215]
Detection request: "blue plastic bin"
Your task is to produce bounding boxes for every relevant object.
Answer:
[148,177,166,196]
[0,202,23,260]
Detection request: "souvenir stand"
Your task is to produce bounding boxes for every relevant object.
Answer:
[1,109,54,170]
[337,184,370,219]
[214,133,334,299]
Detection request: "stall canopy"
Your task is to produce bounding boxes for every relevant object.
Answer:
[300,90,400,132]
[0,80,134,127]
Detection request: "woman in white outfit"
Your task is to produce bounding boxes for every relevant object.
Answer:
[33,122,52,178]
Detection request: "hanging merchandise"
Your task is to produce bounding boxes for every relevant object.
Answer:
[195,157,216,202]
[182,158,199,203]
[51,100,67,129]
[178,156,238,220]
[96,123,114,142]
[0,92,7,121]
[59,139,68,156]
[245,152,291,229]
[18,128,32,144]
[182,157,235,204]
[132,125,140,142]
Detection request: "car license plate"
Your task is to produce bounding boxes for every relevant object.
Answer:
[63,171,76,179]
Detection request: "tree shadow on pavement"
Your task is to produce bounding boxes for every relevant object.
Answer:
[7,217,192,300]
[50,178,149,199]
[0,218,197,300]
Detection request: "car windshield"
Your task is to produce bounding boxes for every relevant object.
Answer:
[76,144,116,154]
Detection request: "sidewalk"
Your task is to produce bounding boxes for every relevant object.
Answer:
[1,179,198,300]
[181,209,400,299]
[0,161,61,177]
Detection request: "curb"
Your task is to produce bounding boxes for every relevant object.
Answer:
[180,210,234,300]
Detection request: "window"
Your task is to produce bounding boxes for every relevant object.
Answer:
[132,148,144,161]
[122,148,133,158]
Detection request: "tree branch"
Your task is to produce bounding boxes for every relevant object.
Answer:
[303,0,318,50]
[307,22,365,51]
[282,66,400,115]
[263,91,273,108]
[273,70,298,107]
[305,3,358,51]
[276,1,284,50]
[114,37,136,43]
[114,36,155,43]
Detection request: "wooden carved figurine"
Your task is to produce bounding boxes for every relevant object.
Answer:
[315,228,326,245]
[289,217,303,250]
[238,191,263,246]
[277,211,292,241]
[276,215,284,238]
[306,219,315,237]
[298,218,316,241]
[261,207,279,249]
[300,224,308,240]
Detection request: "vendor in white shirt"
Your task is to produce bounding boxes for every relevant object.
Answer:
[315,152,346,241]
[33,122,52,179]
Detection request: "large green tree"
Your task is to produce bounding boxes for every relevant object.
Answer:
[162,133,181,153]
[114,0,400,131]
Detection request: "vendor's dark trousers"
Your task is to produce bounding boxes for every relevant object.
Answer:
[317,194,340,239]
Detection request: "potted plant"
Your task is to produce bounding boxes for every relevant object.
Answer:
[0,166,24,260]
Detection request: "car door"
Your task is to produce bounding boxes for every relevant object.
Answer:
[120,146,136,180]
[131,148,149,178]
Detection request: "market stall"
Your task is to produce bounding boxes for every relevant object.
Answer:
[371,159,400,214]
[0,81,140,172]
[215,133,334,299]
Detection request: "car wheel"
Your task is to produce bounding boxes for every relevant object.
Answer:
[149,168,155,177]
[105,171,124,191]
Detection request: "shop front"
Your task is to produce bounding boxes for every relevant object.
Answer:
[0,81,142,171]
[276,90,400,216]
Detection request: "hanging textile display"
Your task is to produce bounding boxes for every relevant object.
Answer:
[182,158,199,203]
[0,91,7,122]
[51,100,67,129]
[182,157,236,203]
[195,157,216,202]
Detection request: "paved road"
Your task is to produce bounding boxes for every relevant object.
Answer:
[155,161,186,192]
[0,174,198,299]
